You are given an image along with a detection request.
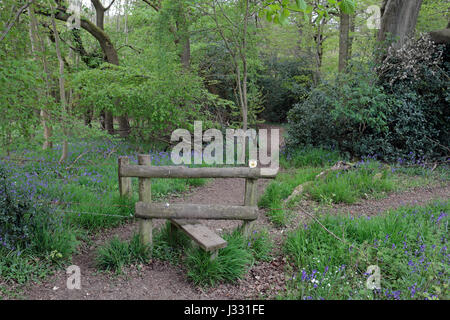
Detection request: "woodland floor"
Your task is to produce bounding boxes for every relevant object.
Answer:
[3,124,449,300]
[11,178,449,300]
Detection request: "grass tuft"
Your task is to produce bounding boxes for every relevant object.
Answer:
[185,230,254,287]
[95,234,151,274]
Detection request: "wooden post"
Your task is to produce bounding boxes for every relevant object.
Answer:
[210,250,219,261]
[169,221,177,245]
[138,154,152,248]
[243,178,258,237]
[118,156,132,198]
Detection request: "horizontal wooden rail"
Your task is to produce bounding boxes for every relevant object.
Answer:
[135,202,258,220]
[120,165,278,179]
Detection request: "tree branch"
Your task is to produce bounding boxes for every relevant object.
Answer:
[142,0,161,12]
[0,0,34,42]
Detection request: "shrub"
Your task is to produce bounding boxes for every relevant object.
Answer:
[0,164,76,257]
[257,57,313,123]
[0,165,36,250]
[376,34,449,161]
[286,35,449,161]
[285,85,337,150]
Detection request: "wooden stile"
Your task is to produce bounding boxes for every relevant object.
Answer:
[118,156,279,259]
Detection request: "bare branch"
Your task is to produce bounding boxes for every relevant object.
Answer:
[104,0,116,11]
[0,0,34,42]
[141,0,161,12]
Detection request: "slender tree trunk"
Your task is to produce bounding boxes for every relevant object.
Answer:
[50,7,68,163]
[338,11,350,72]
[175,1,191,70]
[124,0,129,45]
[28,7,53,150]
[92,0,115,134]
[116,1,121,32]
[349,13,355,59]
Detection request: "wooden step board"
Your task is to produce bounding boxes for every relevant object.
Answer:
[171,219,227,252]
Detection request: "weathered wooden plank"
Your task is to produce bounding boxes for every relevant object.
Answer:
[120,165,278,179]
[171,219,227,252]
[135,202,258,220]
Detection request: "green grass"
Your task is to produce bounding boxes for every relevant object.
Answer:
[259,160,396,226]
[185,229,254,287]
[247,228,274,262]
[305,161,395,204]
[95,233,151,274]
[282,200,450,300]
[259,148,446,228]
[280,147,342,169]
[0,247,55,285]
[258,168,321,226]
[95,223,273,286]
[392,164,450,190]
[151,221,192,265]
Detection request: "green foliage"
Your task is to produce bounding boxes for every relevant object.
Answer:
[0,56,49,149]
[0,163,77,258]
[376,35,449,161]
[70,62,218,140]
[0,165,36,249]
[261,0,357,25]
[257,56,313,123]
[283,201,450,300]
[286,45,449,161]
[286,67,391,158]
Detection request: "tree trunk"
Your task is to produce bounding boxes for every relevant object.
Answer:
[50,7,68,163]
[28,7,53,150]
[377,0,423,48]
[91,0,115,134]
[349,14,355,59]
[338,11,350,72]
